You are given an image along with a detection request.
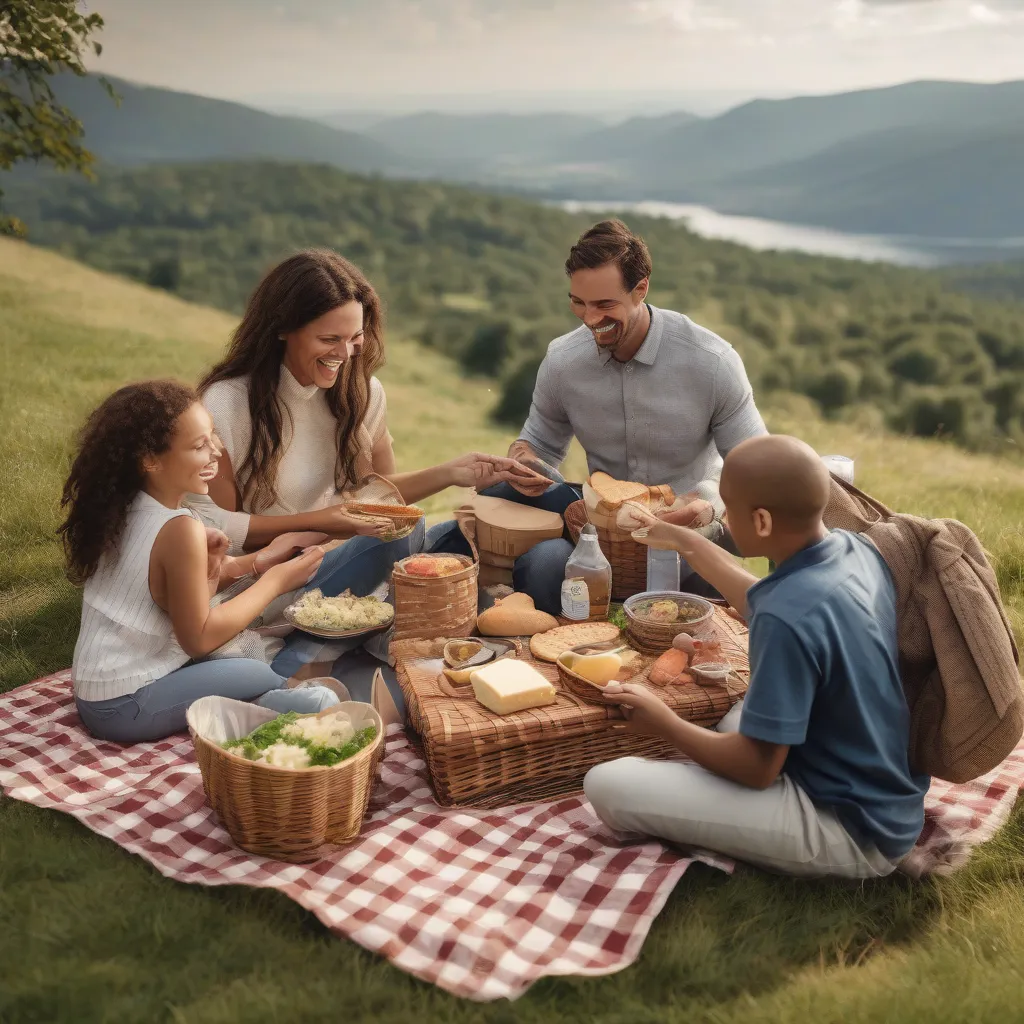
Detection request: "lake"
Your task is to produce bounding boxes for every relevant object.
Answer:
[558,200,1024,268]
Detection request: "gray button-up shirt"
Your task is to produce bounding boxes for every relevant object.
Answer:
[519,305,767,495]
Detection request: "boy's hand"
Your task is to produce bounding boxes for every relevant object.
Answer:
[617,503,681,551]
[603,683,678,739]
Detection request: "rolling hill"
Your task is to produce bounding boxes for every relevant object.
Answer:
[3,238,1024,1024]
[700,120,1024,237]
[49,73,405,174]
[24,74,1024,239]
[5,160,1024,457]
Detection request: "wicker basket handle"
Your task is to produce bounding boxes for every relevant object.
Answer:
[453,504,480,563]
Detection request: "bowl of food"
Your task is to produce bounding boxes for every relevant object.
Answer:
[622,591,715,654]
[284,588,394,639]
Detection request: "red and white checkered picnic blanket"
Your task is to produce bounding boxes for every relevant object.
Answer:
[2,673,1023,999]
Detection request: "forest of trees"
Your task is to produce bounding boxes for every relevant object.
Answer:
[7,160,1024,453]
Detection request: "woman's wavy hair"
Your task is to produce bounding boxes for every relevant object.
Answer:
[198,249,386,514]
[59,380,197,584]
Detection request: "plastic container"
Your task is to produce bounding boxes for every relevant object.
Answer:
[646,547,680,592]
[561,524,612,622]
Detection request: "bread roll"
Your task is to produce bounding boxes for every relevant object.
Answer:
[477,594,559,637]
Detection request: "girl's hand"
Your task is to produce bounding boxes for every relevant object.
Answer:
[262,546,325,594]
[205,527,230,583]
[253,531,329,575]
[602,683,678,739]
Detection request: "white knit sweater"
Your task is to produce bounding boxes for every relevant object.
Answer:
[189,366,390,553]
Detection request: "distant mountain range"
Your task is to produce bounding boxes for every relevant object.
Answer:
[32,74,1024,240]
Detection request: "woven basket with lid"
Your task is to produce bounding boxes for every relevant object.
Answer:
[394,606,749,807]
[391,554,479,641]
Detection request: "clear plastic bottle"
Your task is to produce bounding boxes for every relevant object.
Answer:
[646,547,680,593]
[561,525,612,621]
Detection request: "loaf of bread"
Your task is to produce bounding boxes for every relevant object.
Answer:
[588,472,649,509]
[477,593,559,637]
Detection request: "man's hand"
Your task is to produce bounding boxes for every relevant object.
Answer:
[659,496,715,530]
[205,527,230,583]
[253,531,329,575]
[505,441,556,497]
[603,683,679,739]
[447,451,548,492]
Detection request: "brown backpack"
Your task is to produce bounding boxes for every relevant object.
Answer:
[824,478,1023,782]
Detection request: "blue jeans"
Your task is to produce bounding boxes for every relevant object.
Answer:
[425,483,581,617]
[270,521,426,680]
[75,659,339,744]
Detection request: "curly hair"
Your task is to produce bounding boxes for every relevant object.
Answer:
[59,380,197,585]
[198,248,386,514]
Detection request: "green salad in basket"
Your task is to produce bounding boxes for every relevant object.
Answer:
[608,604,629,631]
[222,711,377,770]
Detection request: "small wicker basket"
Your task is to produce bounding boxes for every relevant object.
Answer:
[555,640,645,705]
[342,502,424,542]
[623,591,715,654]
[188,698,384,862]
[391,554,479,641]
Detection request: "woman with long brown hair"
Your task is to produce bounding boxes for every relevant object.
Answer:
[191,249,537,679]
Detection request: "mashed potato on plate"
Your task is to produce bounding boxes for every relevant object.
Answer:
[289,588,393,632]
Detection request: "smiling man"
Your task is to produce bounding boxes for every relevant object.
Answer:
[498,219,768,611]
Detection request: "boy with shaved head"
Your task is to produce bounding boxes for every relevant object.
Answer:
[585,435,929,878]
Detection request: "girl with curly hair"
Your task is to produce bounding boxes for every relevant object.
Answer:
[61,379,343,743]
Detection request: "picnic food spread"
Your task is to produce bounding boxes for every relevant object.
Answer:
[477,593,559,636]
[401,554,467,577]
[221,710,378,769]
[470,658,558,715]
[289,588,393,632]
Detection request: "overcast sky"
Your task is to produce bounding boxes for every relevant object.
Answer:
[85,0,1024,114]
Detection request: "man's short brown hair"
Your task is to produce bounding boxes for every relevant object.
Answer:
[564,219,652,292]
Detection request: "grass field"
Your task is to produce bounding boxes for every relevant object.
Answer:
[3,238,1024,1023]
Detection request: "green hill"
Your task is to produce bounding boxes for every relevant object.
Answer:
[4,239,1024,1024]
[49,73,405,174]
[6,161,1024,456]
[700,120,1024,237]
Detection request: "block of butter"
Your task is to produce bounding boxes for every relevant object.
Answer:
[470,658,557,715]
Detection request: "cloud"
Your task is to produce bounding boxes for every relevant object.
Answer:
[86,0,1024,108]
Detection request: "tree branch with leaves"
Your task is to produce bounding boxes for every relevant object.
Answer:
[0,1,114,236]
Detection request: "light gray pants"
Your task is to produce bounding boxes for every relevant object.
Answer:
[583,703,896,879]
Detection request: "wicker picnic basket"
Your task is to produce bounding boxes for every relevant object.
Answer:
[394,606,750,808]
[565,500,647,601]
[391,554,479,642]
[187,698,385,862]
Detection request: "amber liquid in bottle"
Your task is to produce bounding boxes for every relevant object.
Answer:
[561,525,612,622]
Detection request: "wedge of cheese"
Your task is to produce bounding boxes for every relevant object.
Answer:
[470,659,557,715]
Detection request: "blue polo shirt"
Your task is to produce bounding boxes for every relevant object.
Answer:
[740,530,929,860]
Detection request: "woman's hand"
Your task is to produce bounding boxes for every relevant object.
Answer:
[447,452,547,492]
[252,531,329,575]
[205,527,231,583]
[603,683,679,739]
[351,518,393,539]
[262,546,325,595]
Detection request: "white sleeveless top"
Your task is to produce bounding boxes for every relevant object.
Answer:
[72,492,195,702]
